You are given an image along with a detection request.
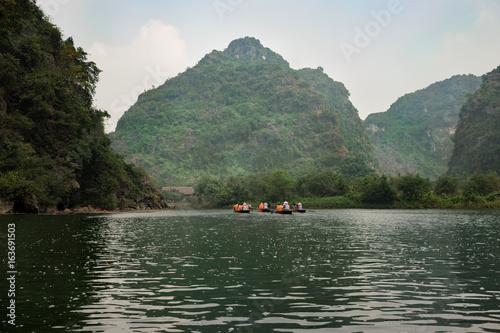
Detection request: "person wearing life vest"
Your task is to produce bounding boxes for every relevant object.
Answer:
[259,202,264,209]
[242,203,248,211]
[233,203,241,211]
[276,202,283,211]
[296,202,303,210]
[283,201,290,210]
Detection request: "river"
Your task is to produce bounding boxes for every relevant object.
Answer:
[1,209,500,332]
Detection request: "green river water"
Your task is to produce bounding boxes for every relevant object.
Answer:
[1,209,500,332]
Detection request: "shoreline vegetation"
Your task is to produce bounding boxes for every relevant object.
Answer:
[0,206,164,215]
[5,168,500,214]
[0,202,168,215]
[192,170,500,210]
[0,1,168,214]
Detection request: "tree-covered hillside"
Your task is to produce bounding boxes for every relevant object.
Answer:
[110,37,377,186]
[448,65,500,177]
[0,0,167,212]
[363,75,481,179]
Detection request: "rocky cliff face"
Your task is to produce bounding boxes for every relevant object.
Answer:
[363,74,481,178]
[448,66,500,177]
[110,37,377,185]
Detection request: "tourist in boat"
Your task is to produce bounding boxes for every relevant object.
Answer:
[293,202,306,213]
[242,202,249,211]
[258,202,271,212]
[276,202,283,211]
[283,201,290,210]
[233,203,242,211]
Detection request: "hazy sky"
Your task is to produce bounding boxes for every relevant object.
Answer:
[38,0,500,132]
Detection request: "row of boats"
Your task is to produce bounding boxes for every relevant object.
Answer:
[233,201,306,214]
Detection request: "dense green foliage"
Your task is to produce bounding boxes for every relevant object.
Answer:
[194,170,500,209]
[364,75,481,179]
[110,37,376,186]
[448,65,500,177]
[0,0,167,212]
[359,176,396,204]
[434,175,459,196]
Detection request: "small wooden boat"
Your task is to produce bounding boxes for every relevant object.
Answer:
[259,208,271,212]
[275,209,292,214]
[234,209,250,213]
[295,209,306,213]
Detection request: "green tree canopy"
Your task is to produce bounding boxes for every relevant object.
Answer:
[0,0,167,212]
[397,174,431,203]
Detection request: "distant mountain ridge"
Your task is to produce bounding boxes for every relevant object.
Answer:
[448,65,500,177]
[363,74,482,179]
[110,37,376,185]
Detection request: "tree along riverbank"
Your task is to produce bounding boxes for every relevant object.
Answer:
[0,200,170,214]
[193,170,500,209]
[296,194,500,209]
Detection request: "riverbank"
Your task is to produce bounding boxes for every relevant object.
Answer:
[5,195,500,213]
[197,194,500,210]
[298,194,500,209]
[0,200,171,215]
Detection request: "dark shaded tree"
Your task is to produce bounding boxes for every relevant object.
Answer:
[361,176,397,204]
[434,175,459,196]
[464,172,500,196]
[397,174,431,202]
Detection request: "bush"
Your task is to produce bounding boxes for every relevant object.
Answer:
[360,175,396,204]
[299,196,357,209]
[486,192,500,202]
[434,175,459,196]
[397,174,431,202]
[295,171,348,197]
[464,172,500,196]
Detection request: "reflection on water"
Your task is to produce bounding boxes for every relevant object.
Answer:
[2,209,500,332]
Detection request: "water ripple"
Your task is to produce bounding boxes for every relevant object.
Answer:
[13,209,500,332]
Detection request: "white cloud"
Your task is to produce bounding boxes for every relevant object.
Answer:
[88,19,189,132]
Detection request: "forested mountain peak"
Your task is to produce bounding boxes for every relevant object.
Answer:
[111,37,376,186]
[223,36,289,67]
[196,36,290,68]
